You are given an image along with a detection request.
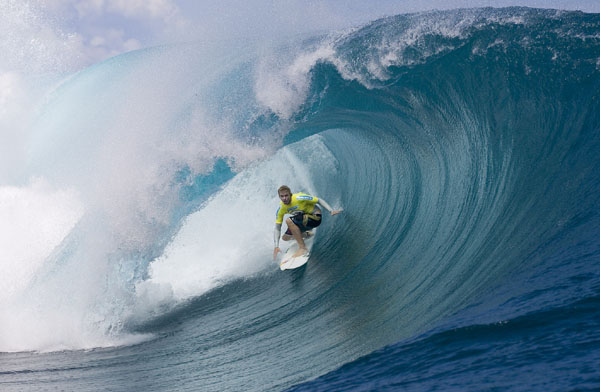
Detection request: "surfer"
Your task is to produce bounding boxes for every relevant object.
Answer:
[273,185,342,260]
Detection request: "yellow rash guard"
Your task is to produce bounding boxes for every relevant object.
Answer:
[275,193,319,224]
[274,192,334,248]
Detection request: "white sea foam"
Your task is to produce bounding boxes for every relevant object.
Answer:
[0,179,84,300]
[0,42,275,352]
[255,43,337,119]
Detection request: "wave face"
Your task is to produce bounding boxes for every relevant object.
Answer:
[1,7,600,392]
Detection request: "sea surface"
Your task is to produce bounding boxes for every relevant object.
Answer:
[1,7,599,391]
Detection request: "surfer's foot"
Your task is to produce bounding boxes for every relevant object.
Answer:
[293,247,308,258]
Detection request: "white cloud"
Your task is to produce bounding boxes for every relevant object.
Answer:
[82,28,142,61]
[106,0,179,19]
[70,0,103,17]
[123,38,142,51]
[65,0,184,24]
[58,0,186,63]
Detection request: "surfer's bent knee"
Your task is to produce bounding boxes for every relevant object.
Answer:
[285,217,296,227]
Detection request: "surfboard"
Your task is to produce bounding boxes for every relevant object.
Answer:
[279,233,314,270]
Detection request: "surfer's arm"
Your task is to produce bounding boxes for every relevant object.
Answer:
[273,223,282,260]
[316,197,343,215]
[274,223,282,248]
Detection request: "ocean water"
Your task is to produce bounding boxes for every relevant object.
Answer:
[1,7,600,391]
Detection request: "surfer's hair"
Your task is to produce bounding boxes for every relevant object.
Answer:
[278,185,291,195]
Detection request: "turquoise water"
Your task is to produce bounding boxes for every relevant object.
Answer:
[1,8,599,391]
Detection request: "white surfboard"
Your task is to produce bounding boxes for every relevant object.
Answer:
[279,233,315,270]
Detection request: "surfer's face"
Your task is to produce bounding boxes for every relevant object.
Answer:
[279,190,292,205]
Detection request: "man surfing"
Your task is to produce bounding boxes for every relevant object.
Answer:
[273,185,342,260]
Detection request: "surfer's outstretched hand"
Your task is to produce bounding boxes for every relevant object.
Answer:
[331,209,343,216]
[273,247,281,260]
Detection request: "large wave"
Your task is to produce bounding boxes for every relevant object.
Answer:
[1,6,599,391]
